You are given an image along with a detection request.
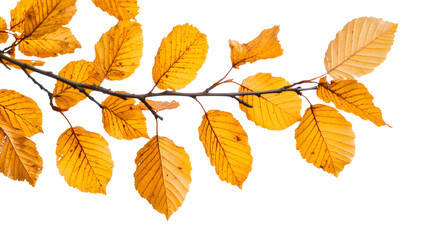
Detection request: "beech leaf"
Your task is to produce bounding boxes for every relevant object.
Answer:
[94,20,143,80]
[295,104,355,176]
[92,0,138,20]
[10,0,35,33]
[324,17,398,80]
[152,24,208,91]
[198,110,252,188]
[229,26,283,69]
[137,100,180,111]
[56,127,113,194]
[134,136,192,220]
[239,73,301,130]
[0,17,8,44]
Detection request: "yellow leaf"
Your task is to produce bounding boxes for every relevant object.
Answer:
[324,17,398,80]
[0,116,43,187]
[239,73,302,130]
[137,100,180,111]
[10,0,34,33]
[0,89,43,137]
[229,26,283,69]
[317,77,387,127]
[56,127,113,194]
[54,60,103,110]
[134,136,191,220]
[23,0,77,38]
[19,27,81,58]
[94,20,142,81]
[102,92,149,140]
[0,17,8,44]
[3,58,45,72]
[198,110,252,188]
[92,0,138,20]
[152,24,208,91]
[295,104,355,176]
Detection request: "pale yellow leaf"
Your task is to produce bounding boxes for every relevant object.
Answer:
[0,116,43,186]
[23,0,77,38]
[19,27,81,58]
[239,73,301,130]
[0,89,43,137]
[198,110,252,188]
[324,17,398,79]
[229,26,283,69]
[152,24,208,91]
[317,77,387,127]
[94,20,142,80]
[102,92,149,140]
[92,0,138,20]
[54,60,103,110]
[0,17,8,44]
[56,127,113,194]
[134,136,191,220]
[295,104,355,176]
[137,100,180,111]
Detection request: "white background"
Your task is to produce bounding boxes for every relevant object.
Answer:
[1,0,429,239]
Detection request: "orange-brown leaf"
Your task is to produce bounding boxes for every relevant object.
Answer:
[137,100,180,111]
[295,104,355,176]
[0,17,8,44]
[134,136,191,220]
[94,20,142,80]
[0,89,43,137]
[23,0,77,38]
[56,127,113,194]
[198,110,252,188]
[3,58,45,72]
[239,73,301,130]
[229,26,283,69]
[152,24,208,91]
[324,17,398,80]
[54,60,103,110]
[102,93,149,140]
[19,27,81,58]
[92,0,138,20]
[0,116,43,186]
[317,77,387,127]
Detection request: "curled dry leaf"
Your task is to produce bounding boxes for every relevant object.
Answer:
[152,24,208,91]
[92,0,138,20]
[0,116,43,187]
[102,92,149,140]
[229,25,283,69]
[56,127,113,194]
[324,17,398,80]
[54,60,103,110]
[137,100,180,111]
[295,104,355,176]
[134,136,191,220]
[317,77,388,127]
[0,89,43,137]
[94,20,143,80]
[198,110,252,188]
[239,73,301,130]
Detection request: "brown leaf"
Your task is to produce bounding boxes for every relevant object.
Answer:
[137,100,180,111]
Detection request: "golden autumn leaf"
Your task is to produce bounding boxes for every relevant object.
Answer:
[295,104,355,176]
[324,17,398,80]
[10,0,34,33]
[137,100,180,111]
[134,136,191,220]
[0,17,8,44]
[54,60,103,110]
[198,110,252,188]
[102,92,149,140]
[2,56,45,73]
[239,73,301,130]
[19,27,81,57]
[92,0,138,20]
[0,116,43,187]
[0,89,43,137]
[56,127,113,194]
[229,26,283,69]
[152,24,208,91]
[22,0,77,38]
[317,77,387,127]
[94,20,142,80]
